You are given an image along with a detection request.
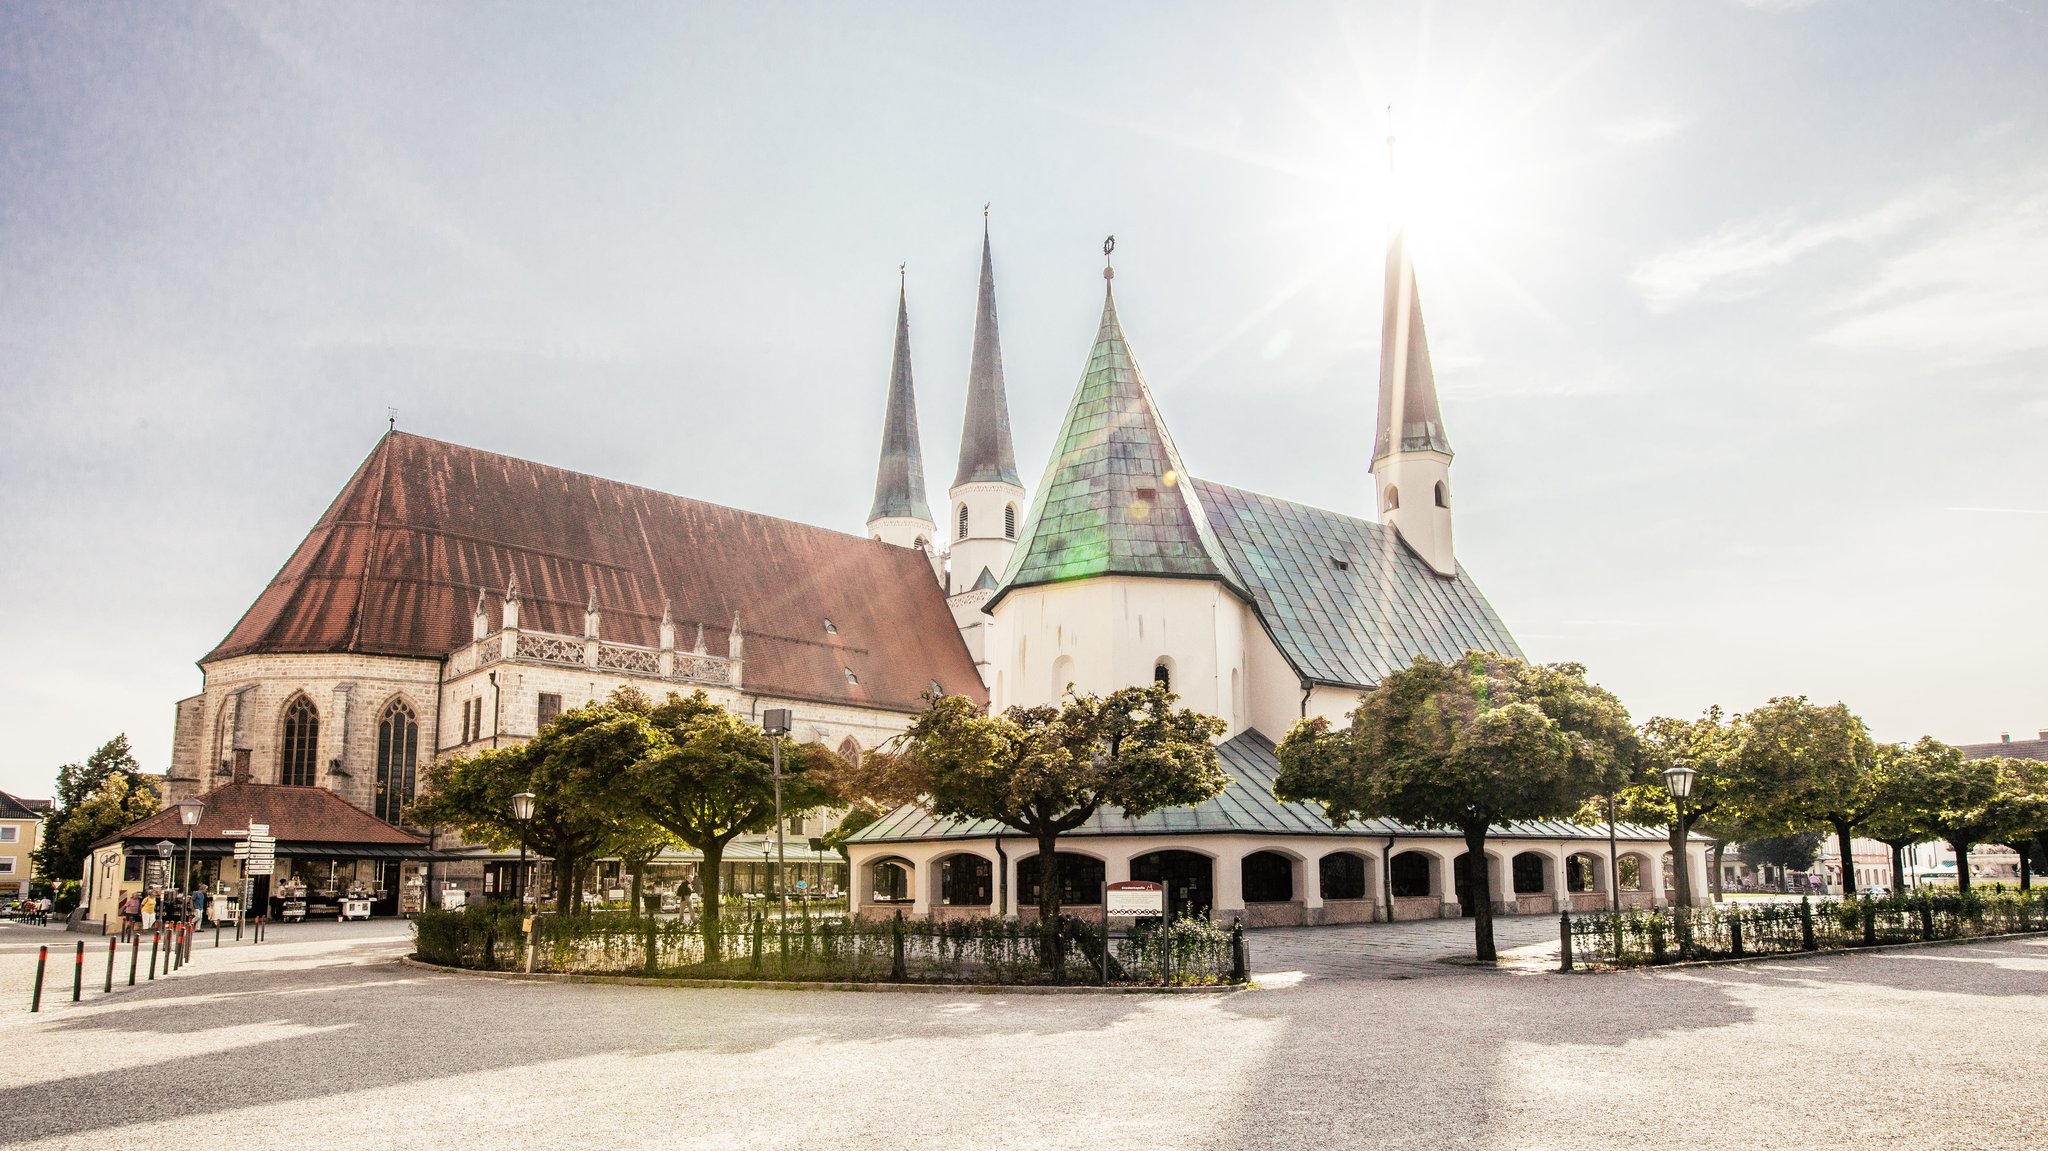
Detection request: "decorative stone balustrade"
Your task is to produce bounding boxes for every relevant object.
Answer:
[446,626,737,687]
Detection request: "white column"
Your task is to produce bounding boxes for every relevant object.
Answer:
[1300,853,1324,911]
[1212,848,1244,921]
[1436,850,1460,919]
[1554,847,1573,913]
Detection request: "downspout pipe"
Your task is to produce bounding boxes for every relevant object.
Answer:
[1383,832,1397,923]
[994,833,1008,917]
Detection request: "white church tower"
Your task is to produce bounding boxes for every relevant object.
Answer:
[944,217,1027,680]
[1369,223,1456,577]
[866,269,942,580]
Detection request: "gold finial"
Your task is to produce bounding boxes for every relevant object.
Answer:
[1103,234,1115,280]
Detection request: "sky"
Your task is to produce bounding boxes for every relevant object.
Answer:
[3,1,2045,796]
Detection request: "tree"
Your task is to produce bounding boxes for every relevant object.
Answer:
[33,735,160,885]
[621,691,836,962]
[1277,653,1632,962]
[1595,708,1738,908]
[1984,757,2048,890]
[412,693,666,913]
[1861,739,1951,892]
[900,685,1228,972]
[1911,751,2010,893]
[1731,697,1878,899]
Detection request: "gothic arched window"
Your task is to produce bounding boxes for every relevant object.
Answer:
[1153,662,1172,691]
[376,700,419,825]
[837,736,862,768]
[957,504,970,541]
[1434,481,1449,508]
[279,694,319,787]
[1384,486,1400,511]
[1004,503,1017,539]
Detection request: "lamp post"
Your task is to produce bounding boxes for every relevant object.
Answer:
[1662,762,1697,909]
[176,799,205,912]
[511,791,536,908]
[763,708,792,924]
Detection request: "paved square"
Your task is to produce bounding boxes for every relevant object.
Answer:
[7,918,2044,1150]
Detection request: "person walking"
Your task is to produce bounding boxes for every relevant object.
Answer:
[191,887,208,926]
[119,890,142,940]
[140,889,158,932]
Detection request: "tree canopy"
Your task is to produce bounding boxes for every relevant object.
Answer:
[1731,696,1878,900]
[33,735,160,885]
[1276,653,1633,962]
[898,685,1228,968]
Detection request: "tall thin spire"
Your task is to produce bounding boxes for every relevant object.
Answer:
[868,268,935,525]
[1372,127,1451,465]
[953,209,1020,487]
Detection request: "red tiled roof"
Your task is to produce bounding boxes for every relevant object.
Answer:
[206,432,985,713]
[98,782,427,848]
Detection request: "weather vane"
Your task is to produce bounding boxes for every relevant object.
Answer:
[1103,234,1115,280]
[983,201,990,218]
[387,406,397,432]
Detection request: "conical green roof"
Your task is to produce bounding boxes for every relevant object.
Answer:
[868,281,934,524]
[994,276,1243,602]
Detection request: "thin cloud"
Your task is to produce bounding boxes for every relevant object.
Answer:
[1599,111,1683,146]
[1630,189,1947,311]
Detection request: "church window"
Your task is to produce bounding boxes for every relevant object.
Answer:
[1384,486,1400,511]
[822,618,837,634]
[279,694,319,787]
[375,700,418,825]
[1434,481,1449,508]
[957,504,970,541]
[913,536,928,552]
[837,736,862,767]
[1153,662,1171,691]
[1004,503,1017,539]
[537,693,562,729]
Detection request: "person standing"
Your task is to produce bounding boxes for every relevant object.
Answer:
[140,890,158,932]
[119,890,142,940]
[191,887,208,926]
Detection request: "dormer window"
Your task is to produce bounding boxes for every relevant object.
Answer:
[844,667,859,685]
[823,618,837,634]
[1330,556,1350,572]
[929,679,943,696]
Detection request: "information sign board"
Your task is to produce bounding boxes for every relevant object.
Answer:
[1104,880,1165,918]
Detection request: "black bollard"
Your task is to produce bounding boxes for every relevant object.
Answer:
[1799,897,1816,952]
[1230,920,1247,984]
[1730,917,1745,958]
[1558,909,1574,973]
[128,935,138,986]
[148,932,159,980]
[30,946,47,1013]
[72,940,84,1001]
[889,909,906,982]
[105,938,116,993]
[215,921,222,948]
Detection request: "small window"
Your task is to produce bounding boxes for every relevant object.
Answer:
[844,667,859,685]
[822,618,837,634]
[1330,556,1350,571]
[1434,481,1449,508]
[1153,663,1171,691]
[1004,503,1017,539]
[957,504,970,540]
[912,536,928,552]
[789,815,806,836]
[1384,486,1400,511]
[0,826,16,843]
[537,693,562,729]
[0,859,13,875]
[929,678,943,697]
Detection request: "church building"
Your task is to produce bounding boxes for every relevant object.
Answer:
[108,214,1699,926]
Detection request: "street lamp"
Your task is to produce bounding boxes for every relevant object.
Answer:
[176,798,205,905]
[1662,762,1697,908]
[511,791,536,907]
[763,708,792,924]
[154,840,175,903]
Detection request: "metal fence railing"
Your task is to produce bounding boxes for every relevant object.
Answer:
[1560,889,2048,970]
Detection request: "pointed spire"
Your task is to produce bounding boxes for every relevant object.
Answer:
[728,612,745,661]
[659,599,676,651]
[692,622,707,655]
[1374,127,1451,464]
[868,268,935,525]
[994,238,1243,604]
[501,575,520,630]
[584,587,600,639]
[953,211,1020,488]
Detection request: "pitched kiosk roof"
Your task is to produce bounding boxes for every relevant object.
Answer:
[994,274,1244,603]
[207,432,984,714]
[850,730,1676,845]
[1192,480,1522,690]
[1373,228,1452,462]
[93,781,429,851]
[869,281,935,525]
[952,224,1021,489]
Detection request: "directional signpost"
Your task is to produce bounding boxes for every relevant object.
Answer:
[229,824,275,940]
[1102,880,1166,984]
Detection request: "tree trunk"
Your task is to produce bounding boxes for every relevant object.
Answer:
[700,840,727,963]
[1709,842,1725,900]
[1950,840,1973,893]
[1888,842,1907,893]
[553,855,575,914]
[629,862,645,920]
[1463,826,1496,963]
[1669,818,1695,910]
[1833,820,1858,900]
[1036,829,1062,975]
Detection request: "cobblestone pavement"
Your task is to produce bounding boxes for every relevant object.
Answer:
[1249,914,1562,982]
[6,918,2046,1150]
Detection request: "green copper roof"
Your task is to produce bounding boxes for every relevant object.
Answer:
[1192,479,1521,689]
[868,282,934,524]
[848,729,1678,845]
[952,223,1021,489]
[993,278,1244,602]
[1373,229,1452,462]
